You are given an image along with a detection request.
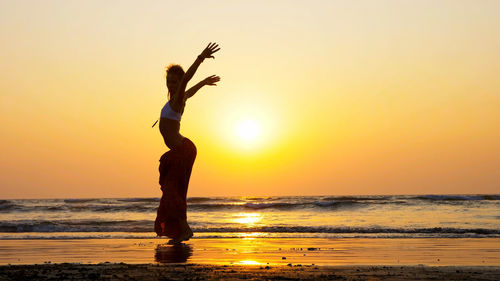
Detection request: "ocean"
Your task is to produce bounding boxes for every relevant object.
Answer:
[1,195,499,240]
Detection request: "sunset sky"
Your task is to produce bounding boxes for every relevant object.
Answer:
[1,0,499,198]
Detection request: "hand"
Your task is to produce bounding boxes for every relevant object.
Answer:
[203,75,220,86]
[199,42,220,60]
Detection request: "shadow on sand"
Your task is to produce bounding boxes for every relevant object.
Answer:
[155,243,193,263]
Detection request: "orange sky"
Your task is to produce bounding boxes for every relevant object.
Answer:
[1,0,499,198]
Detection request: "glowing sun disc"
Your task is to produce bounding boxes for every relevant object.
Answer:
[236,120,260,142]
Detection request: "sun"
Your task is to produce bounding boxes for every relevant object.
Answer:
[211,96,283,153]
[236,120,260,143]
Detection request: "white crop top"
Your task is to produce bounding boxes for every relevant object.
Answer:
[160,101,182,121]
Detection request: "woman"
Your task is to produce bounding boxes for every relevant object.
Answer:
[154,42,220,244]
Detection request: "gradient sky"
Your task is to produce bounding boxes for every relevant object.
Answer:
[1,0,499,198]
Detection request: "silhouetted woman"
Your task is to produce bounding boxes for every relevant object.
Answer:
[154,42,220,244]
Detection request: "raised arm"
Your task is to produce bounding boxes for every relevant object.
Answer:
[172,42,220,106]
[185,75,221,100]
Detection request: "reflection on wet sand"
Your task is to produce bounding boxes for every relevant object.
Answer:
[1,238,498,265]
[155,243,192,263]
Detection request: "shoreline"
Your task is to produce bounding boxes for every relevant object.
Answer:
[1,237,499,279]
[1,263,499,280]
[1,237,498,266]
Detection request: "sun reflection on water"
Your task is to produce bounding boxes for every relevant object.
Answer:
[236,260,262,265]
[238,233,266,238]
[232,213,263,225]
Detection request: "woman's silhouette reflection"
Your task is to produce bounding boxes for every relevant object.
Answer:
[155,243,193,263]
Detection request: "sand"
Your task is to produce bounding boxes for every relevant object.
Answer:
[1,263,499,280]
[1,238,499,265]
[1,238,499,280]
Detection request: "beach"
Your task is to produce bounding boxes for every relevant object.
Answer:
[2,153,499,279]
[1,237,499,280]
[1,196,499,279]
[2,263,500,281]
[1,238,499,265]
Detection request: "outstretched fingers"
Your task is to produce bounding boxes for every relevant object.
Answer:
[207,42,218,49]
[202,42,220,59]
[210,44,220,52]
[205,75,220,86]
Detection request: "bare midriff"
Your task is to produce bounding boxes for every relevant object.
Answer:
[159,118,184,150]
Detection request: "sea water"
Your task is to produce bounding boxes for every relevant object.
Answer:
[0,195,499,240]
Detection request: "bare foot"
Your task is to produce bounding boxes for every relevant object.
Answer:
[179,220,193,241]
[167,238,183,245]
[178,231,193,242]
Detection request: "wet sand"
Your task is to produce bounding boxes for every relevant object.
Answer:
[1,238,499,280]
[1,263,499,280]
[1,238,499,265]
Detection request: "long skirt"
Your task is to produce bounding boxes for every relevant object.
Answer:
[154,137,197,239]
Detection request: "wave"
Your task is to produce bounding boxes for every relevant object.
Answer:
[0,200,367,213]
[0,204,157,213]
[0,200,20,211]
[196,226,500,235]
[0,220,152,233]
[189,200,366,211]
[320,196,393,201]
[1,232,496,240]
[116,198,160,203]
[187,197,232,203]
[65,204,156,213]
[1,195,498,214]
[243,202,306,210]
[414,195,500,201]
[1,220,498,237]
[64,199,96,204]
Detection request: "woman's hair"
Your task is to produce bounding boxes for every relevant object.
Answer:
[165,64,185,99]
[166,64,185,78]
